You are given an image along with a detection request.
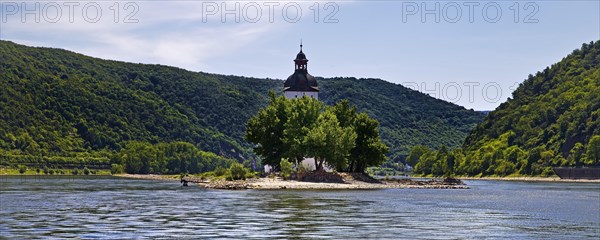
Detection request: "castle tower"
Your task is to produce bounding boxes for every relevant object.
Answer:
[283,43,319,99]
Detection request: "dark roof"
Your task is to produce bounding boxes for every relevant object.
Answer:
[296,51,307,61]
[284,70,318,92]
[284,45,318,92]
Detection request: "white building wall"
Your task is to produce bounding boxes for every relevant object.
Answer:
[264,158,331,173]
[284,91,318,100]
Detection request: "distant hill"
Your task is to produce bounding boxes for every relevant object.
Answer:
[461,41,600,175]
[319,78,483,160]
[0,40,484,167]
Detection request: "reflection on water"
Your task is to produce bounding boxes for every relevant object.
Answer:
[0,176,598,239]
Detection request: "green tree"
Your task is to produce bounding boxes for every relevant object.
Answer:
[111,164,125,174]
[331,100,357,128]
[495,160,516,176]
[568,143,585,167]
[450,148,466,175]
[348,112,388,172]
[18,165,27,175]
[157,142,201,174]
[433,146,448,176]
[283,96,323,164]
[305,109,356,171]
[414,150,435,175]
[246,92,290,170]
[229,163,247,180]
[444,148,461,177]
[407,145,430,167]
[120,141,157,174]
[586,135,600,165]
[214,166,227,176]
[280,158,293,180]
[246,96,386,173]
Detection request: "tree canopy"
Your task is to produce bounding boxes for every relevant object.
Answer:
[246,96,387,172]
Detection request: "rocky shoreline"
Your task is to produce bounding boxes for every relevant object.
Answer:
[118,173,469,190]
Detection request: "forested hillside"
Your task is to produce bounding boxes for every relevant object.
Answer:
[464,41,599,157]
[0,40,483,171]
[412,41,600,177]
[320,78,482,160]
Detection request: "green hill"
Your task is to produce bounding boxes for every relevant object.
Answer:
[0,40,484,171]
[319,78,483,160]
[463,41,600,175]
[412,41,599,177]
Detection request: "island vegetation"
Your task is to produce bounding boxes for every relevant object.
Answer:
[246,94,388,173]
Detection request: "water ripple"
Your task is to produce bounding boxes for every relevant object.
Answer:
[0,176,598,239]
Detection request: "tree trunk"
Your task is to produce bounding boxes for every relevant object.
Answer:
[317,158,325,172]
[314,158,324,172]
[356,161,364,173]
[295,157,301,170]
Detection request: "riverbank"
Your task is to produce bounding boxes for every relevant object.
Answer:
[457,176,600,183]
[117,173,469,190]
[0,167,111,176]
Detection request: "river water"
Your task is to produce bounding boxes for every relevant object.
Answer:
[0,176,598,239]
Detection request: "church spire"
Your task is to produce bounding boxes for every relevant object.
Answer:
[294,42,308,70]
[284,42,319,99]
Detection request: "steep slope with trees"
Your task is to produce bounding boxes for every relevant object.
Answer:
[412,41,600,177]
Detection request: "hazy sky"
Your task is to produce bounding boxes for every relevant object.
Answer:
[1,1,598,110]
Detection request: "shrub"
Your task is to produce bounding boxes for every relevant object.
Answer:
[18,165,27,174]
[494,161,516,177]
[200,171,216,179]
[71,168,79,175]
[214,166,227,176]
[229,163,247,180]
[111,164,125,175]
[245,171,258,179]
[541,166,555,177]
[280,158,293,180]
[297,163,308,179]
[83,167,90,175]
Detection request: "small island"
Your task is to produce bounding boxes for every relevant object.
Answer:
[120,171,468,190]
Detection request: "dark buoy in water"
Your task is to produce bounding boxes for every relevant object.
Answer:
[181,179,189,187]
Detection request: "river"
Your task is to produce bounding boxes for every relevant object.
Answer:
[0,176,598,239]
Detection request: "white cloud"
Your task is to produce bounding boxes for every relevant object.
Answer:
[1,1,287,71]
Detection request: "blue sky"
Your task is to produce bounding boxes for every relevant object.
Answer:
[1,1,598,110]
